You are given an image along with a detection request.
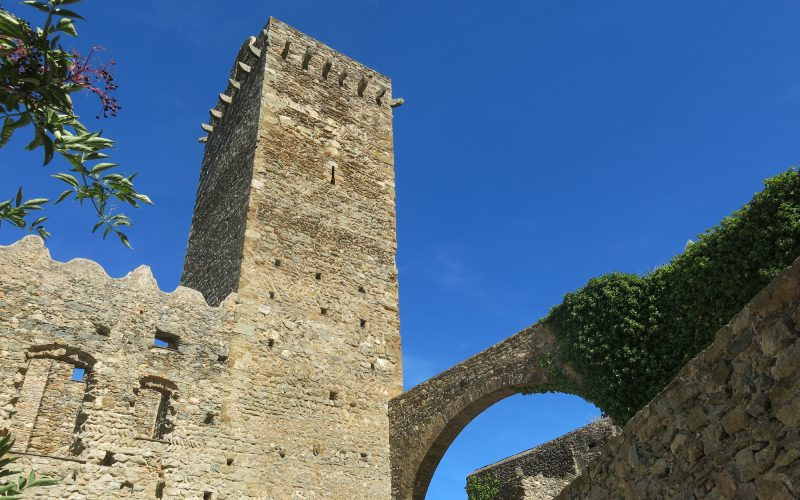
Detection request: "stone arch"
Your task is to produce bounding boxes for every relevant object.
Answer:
[389,323,589,500]
[26,343,97,369]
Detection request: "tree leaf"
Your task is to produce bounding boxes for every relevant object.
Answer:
[56,17,77,36]
[89,162,116,174]
[54,189,72,204]
[51,173,80,188]
[21,1,50,14]
[52,8,85,20]
[132,193,153,204]
[117,231,132,249]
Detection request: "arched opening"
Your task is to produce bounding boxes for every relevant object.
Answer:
[389,323,600,500]
[407,385,598,499]
[425,392,601,499]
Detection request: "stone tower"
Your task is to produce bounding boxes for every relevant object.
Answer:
[182,18,403,496]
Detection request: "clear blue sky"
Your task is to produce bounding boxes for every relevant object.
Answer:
[2,1,799,497]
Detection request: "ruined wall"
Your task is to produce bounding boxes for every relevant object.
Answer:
[467,419,618,499]
[0,236,236,498]
[558,256,800,499]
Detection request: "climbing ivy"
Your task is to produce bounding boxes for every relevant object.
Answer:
[465,473,500,500]
[545,167,800,423]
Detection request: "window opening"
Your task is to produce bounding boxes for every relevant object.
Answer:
[153,330,179,350]
[71,367,86,382]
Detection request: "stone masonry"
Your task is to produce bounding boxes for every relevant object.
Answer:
[1,17,404,499]
[557,255,800,499]
[1,236,234,498]
[467,419,619,499]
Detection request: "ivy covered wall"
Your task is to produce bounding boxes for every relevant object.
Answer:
[546,168,800,422]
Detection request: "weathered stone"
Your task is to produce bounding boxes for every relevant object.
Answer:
[721,407,749,434]
[754,473,794,500]
[466,420,619,499]
[772,339,800,381]
[734,448,756,482]
[0,17,402,499]
[555,257,800,500]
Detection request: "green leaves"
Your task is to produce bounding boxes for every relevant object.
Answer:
[1,0,151,246]
[55,17,76,36]
[0,434,58,499]
[465,474,500,500]
[545,167,800,423]
[21,1,50,14]
[0,188,49,236]
[0,114,32,149]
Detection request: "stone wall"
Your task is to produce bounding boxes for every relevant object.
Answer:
[0,236,235,498]
[467,419,618,499]
[1,17,404,499]
[181,33,264,307]
[558,256,800,499]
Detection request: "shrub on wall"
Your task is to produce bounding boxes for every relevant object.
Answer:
[545,168,800,423]
[465,473,500,500]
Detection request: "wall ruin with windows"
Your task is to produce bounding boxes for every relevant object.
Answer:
[0,236,234,498]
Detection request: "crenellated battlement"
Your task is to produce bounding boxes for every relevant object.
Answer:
[0,235,223,308]
[198,18,402,144]
[0,235,242,496]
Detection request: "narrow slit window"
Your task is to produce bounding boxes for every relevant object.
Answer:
[154,330,179,350]
[330,166,336,185]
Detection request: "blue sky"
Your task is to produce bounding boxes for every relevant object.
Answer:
[2,1,800,497]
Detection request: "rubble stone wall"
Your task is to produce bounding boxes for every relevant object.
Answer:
[467,419,619,499]
[558,256,800,499]
[0,236,236,498]
[183,17,404,498]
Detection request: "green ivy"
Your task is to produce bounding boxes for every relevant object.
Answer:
[465,473,500,500]
[545,168,800,423]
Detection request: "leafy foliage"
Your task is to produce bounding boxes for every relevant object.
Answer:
[0,434,57,499]
[465,473,500,500]
[1,0,150,245]
[546,168,800,423]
